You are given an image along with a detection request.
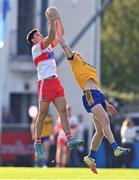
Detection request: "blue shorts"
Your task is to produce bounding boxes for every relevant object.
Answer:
[41,136,50,143]
[82,89,106,113]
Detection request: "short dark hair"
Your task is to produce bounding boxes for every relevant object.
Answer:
[26,29,38,45]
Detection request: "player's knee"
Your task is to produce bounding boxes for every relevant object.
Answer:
[38,110,47,120]
[100,116,110,126]
[96,130,104,137]
[58,105,67,115]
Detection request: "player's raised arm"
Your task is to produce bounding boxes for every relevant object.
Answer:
[58,32,74,59]
[46,7,64,47]
[56,18,64,36]
[51,18,65,47]
[42,17,56,49]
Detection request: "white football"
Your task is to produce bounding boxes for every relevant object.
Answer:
[45,6,60,20]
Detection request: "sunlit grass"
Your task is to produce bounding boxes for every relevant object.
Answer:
[0,167,139,179]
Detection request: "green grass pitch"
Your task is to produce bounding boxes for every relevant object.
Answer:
[0,167,139,180]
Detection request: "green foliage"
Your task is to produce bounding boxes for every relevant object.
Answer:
[101,0,139,94]
[102,87,139,101]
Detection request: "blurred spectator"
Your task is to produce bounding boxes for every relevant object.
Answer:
[54,105,78,167]
[30,107,54,167]
[120,118,136,167]
[77,114,85,142]
[2,107,16,123]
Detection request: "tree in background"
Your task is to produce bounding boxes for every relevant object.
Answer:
[101,0,139,93]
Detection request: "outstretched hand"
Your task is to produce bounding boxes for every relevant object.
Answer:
[106,102,118,117]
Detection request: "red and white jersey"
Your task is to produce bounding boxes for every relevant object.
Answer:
[32,41,57,81]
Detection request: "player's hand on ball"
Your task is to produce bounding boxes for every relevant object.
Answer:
[45,6,60,21]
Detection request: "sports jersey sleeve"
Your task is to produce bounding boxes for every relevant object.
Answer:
[68,52,79,63]
[32,42,42,59]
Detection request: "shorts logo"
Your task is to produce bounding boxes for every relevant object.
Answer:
[85,90,94,106]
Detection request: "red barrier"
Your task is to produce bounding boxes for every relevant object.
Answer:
[0,131,33,162]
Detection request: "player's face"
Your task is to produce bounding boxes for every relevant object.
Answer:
[33,31,44,44]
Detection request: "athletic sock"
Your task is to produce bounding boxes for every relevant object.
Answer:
[111,142,118,151]
[66,133,73,139]
[36,138,41,144]
[88,150,96,160]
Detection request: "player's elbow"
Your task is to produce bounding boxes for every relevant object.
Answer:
[49,33,55,42]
